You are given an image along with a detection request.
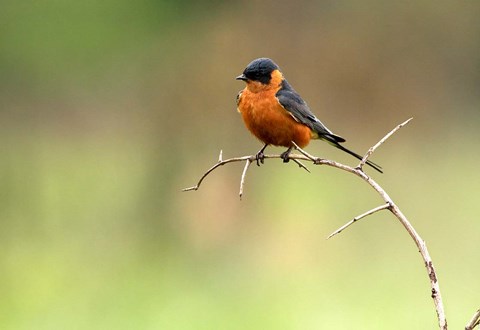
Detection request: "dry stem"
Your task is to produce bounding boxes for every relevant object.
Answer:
[183,117,451,329]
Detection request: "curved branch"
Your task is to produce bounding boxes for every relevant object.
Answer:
[183,118,448,329]
[182,152,253,192]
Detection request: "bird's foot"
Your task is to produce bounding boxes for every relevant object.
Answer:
[255,150,265,166]
[280,147,293,163]
[255,144,268,166]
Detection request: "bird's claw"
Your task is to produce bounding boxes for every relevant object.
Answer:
[255,151,265,166]
[280,147,293,163]
[255,144,268,166]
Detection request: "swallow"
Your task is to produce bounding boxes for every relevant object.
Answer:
[235,57,382,173]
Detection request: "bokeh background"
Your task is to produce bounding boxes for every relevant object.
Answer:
[2,1,479,329]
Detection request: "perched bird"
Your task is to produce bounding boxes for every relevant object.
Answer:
[235,57,382,173]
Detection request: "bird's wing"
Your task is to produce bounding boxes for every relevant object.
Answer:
[276,80,345,143]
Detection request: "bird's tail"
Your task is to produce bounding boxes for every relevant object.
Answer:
[321,134,383,173]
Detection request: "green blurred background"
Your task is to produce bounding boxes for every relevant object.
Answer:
[1,1,479,329]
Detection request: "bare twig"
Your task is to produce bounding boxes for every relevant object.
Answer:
[327,203,391,239]
[182,153,312,193]
[183,118,449,329]
[182,154,253,192]
[466,309,480,330]
[239,159,252,200]
[357,117,413,170]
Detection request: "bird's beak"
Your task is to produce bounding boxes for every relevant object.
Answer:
[236,73,248,81]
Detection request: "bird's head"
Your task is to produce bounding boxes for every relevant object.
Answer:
[236,58,282,88]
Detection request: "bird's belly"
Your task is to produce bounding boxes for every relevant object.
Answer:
[240,93,311,148]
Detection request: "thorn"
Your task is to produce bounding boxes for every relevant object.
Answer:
[292,159,310,173]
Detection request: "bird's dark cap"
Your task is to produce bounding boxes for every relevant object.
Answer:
[237,58,280,84]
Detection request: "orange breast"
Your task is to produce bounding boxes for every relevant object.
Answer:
[238,88,312,148]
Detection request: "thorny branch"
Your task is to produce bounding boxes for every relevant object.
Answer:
[183,117,461,330]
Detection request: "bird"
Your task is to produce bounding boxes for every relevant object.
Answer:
[235,57,382,173]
